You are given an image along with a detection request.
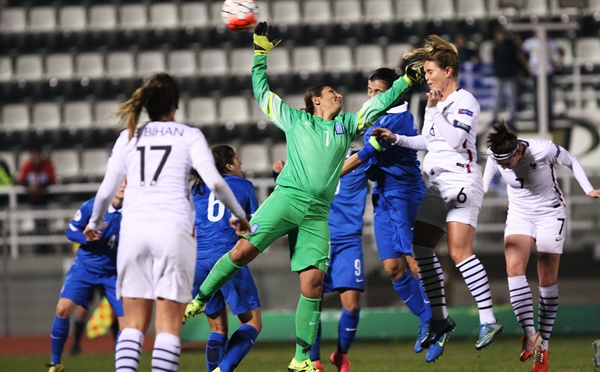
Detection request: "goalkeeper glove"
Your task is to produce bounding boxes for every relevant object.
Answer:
[253,22,281,56]
[402,62,425,86]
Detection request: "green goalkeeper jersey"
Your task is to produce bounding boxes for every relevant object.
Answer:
[252,54,412,203]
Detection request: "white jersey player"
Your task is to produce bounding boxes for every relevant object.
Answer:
[372,34,503,357]
[83,73,250,372]
[483,121,600,371]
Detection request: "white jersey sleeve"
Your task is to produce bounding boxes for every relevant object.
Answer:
[421,88,480,178]
[553,144,594,195]
[482,153,498,194]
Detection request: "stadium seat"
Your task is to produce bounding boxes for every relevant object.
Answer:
[178,2,209,47]
[148,3,179,47]
[424,0,456,36]
[106,51,136,97]
[62,100,93,145]
[385,43,413,69]
[519,0,550,21]
[57,6,87,50]
[198,49,228,94]
[363,0,394,40]
[44,53,75,98]
[343,92,367,114]
[51,149,81,183]
[393,0,425,39]
[271,1,302,41]
[575,37,600,73]
[323,45,355,90]
[187,96,218,128]
[137,51,166,78]
[0,56,12,84]
[75,52,105,97]
[167,50,198,93]
[118,4,148,48]
[81,148,109,181]
[0,7,27,52]
[581,0,600,36]
[332,0,364,42]
[27,6,57,51]
[88,4,117,49]
[31,102,62,146]
[456,0,488,35]
[218,96,250,129]
[14,54,44,99]
[1,103,31,144]
[262,47,292,92]
[554,37,574,74]
[291,46,323,91]
[354,44,385,87]
[238,143,271,177]
[300,0,333,44]
[229,48,254,94]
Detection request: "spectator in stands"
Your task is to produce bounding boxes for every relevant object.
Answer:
[491,27,527,128]
[0,158,12,186]
[522,30,562,129]
[17,148,56,253]
[483,121,600,372]
[455,33,479,65]
[182,22,422,372]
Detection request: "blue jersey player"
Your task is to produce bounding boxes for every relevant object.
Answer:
[47,179,126,372]
[342,68,443,363]
[273,150,369,372]
[189,145,262,372]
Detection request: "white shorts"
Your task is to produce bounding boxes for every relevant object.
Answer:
[505,211,566,254]
[415,172,483,231]
[117,220,196,303]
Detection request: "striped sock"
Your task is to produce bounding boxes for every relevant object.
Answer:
[115,328,144,371]
[508,275,535,336]
[457,255,496,324]
[538,285,559,350]
[413,245,447,320]
[152,332,180,372]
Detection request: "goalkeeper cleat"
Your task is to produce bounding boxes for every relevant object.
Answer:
[421,317,456,349]
[182,299,206,325]
[520,333,542,362]
[330,350,351,372]
[313,359,324,372]
[475,322,504,350]
[46,363,64,372]
[415,322,430,353]
[425,332,449,363]
[213,368,221,372]
[288,358,320,372]
[532,347,548,372]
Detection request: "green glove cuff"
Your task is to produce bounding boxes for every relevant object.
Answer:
[402,74,413,85]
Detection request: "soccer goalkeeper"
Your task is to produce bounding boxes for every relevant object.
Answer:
[183,21,424,372]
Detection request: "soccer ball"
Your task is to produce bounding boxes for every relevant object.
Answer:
[221,0,259,32]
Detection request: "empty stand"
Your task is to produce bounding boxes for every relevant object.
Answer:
[50,149,80,183]
[81,148,109,181]
[238,143,270,177]
[57,5,87,50]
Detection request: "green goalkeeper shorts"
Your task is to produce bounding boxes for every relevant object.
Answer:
[244,186,330,273]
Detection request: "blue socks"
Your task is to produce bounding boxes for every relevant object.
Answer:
[206,332,227,372]
[220,324,259,371]
[393,273,432,325]
[337,308,360,353]
[309,323,322,361]
[50,316,70,364]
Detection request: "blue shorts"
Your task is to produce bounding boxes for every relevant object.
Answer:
[323,237,365,293]
[60,263,123,316]
[193,255,261,316]
[373,193,420,260]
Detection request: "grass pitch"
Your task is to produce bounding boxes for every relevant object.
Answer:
[1,335,596,371]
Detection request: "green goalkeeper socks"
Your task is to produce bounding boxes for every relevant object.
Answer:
[197,252,242,301]
[294,294,321,361]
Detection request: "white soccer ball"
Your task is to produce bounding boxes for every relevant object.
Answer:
[221,0,259,32]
